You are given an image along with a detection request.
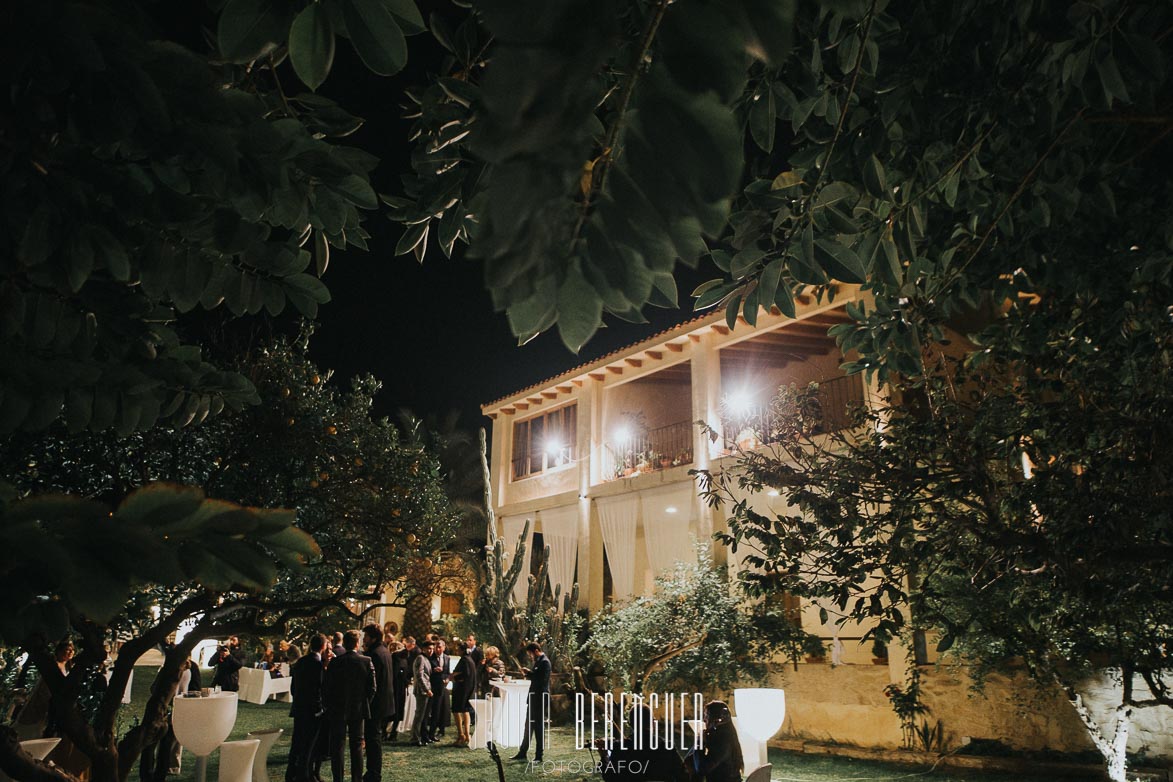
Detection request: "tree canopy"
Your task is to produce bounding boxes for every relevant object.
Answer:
[700,249,1173,781]
[393,0,1172,368]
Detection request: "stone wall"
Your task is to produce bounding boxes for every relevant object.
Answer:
[764,662,1173,762]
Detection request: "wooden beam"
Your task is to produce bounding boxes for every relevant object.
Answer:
[589,372,606,381]
[542,391,558,400]
[689,334,702,343]
[501,407,515,415]
[625,358,643,368]
[607,365,624,375]
[557,385,573,394]
[572,379,584,388]
[487,412,498,420]
[746,332,835,349]
[645,350,662,360]
[514,402,529,411]
[712,325,730,336]
[666,341,685,353]
[528,397,542,406]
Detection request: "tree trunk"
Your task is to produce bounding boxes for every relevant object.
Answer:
[401,583,434,637]
[1056,674,1131,782]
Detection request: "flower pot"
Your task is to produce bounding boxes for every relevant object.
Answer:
[659,458,673,469]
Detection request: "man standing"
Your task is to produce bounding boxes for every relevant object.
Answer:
[211,644,243,692]
[361,625,393,782]
[512,642,551,763]
[331,632,346,659]
[288,635,326,782]
[322,630,374,782]
[409,639,434,746]
[428,639,451,740]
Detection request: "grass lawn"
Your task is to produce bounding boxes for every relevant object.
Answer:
[126,668,1073,782]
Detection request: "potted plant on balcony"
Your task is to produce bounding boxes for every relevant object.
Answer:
[635,450,654,474]
[659,451,674,469]
[672,450,692,467]
[803,635,827,664]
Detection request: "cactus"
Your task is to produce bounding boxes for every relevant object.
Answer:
[477,429,582,677]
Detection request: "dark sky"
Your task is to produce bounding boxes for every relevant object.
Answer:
[305,32,714,429]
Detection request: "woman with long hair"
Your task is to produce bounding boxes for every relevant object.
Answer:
[686,701,743,782]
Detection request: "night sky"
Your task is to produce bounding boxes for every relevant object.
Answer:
[303,33,714,429]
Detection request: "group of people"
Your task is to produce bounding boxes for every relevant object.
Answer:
[283,626,542,782]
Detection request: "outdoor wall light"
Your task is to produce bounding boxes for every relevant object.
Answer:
[734,687,786,769]
[614,425,632,443]
[727,389,753,417]
[545,438,562,457]
[766,489,780,497]
[665,506,678,514]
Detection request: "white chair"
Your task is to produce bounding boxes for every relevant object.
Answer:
[218,740,260,782]
[244,729,283,782]
[744,764,772,782]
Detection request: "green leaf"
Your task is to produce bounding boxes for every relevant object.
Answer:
[814,239,866,283]
[342,0,408,76]
[649,273,679,308]
[314,230,330,277]
[384,0,425,35]
[725,293,743,330]
[863,154,887,198]
[758,257,783,310]
[771,169,803,191]
[1097,54,1130,104]
[218,0,290,63]
[556,264,603,353]
[289,4,335,91]
[332,174,378,209]
[774,281,796,318]
[731,247,765,279]
[749,90,775,153]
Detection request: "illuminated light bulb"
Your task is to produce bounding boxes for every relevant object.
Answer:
[665,506,678,514]
[728,389,753,417]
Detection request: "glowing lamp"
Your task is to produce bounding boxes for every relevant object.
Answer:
[665,506,678,514]
[545,439,561,457]
[734,688,786,769]
[615,425,632,443]
[766,489,780,497]
[728,389,753,417]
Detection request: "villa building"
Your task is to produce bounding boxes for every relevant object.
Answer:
[480,287,1172,761]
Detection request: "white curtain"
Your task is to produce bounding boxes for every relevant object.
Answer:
[539,504,579,609]
[640,481,698,579]
[501,514,533,605]
[596,494,639,602]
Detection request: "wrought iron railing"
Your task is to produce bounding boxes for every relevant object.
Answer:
[722,374,865,451]
[605,419,694,480]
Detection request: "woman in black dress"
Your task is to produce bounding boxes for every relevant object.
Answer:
[448,639,478,746]
[686,701,743,782]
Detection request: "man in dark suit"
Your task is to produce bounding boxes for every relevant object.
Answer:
[361,625,393,782]
[287,634,327,782]
[331,632,346,659]
[322,630,374,782]
[512,641,551,763]
[465,634,484,698]
[427,638,451,740]
[211,644,243,692]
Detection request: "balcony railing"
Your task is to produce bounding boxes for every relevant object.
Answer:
[722,374,865,451]
[605,419,694,480]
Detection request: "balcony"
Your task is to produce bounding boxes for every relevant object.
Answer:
[722,374,865,451]
[604,419,694,480]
